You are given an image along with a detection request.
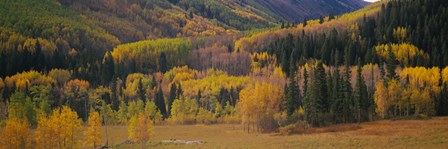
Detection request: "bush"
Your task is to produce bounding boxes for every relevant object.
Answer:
[278,121,310,135]
[196,108,216,124]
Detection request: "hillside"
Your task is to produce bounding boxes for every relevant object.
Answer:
[254,0,369,22]
[2,1,448,149]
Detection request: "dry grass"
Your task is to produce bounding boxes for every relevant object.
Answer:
[104,117,448,149]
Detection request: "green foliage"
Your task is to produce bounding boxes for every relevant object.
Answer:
[169,97,198,124]
[286,68,301,117]
[8,92,36,125]
[155,87,167,117]
[144,101,163,124]
[303,62,328,127]
[0,0,120,77]
[112,38,191,75]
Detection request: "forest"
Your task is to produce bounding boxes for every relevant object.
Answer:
[1,0,448,148]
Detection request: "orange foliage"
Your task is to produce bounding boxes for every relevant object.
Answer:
[0,118,32,149]
[238,81,283,132]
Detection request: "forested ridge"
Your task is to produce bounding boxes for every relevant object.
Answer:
[2,0,448,148]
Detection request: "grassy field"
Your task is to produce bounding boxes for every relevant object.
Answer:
[105,117,448,149]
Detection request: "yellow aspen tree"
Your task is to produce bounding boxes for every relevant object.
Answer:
[374,80,389,118]
[388,79,402,116]
[35,115,58,149]
[84,112,103,148]
[238,82,282,132]
[53,106,82,149]
[442,67,448,84]
[128,112,154,146]
[0,118,32,149]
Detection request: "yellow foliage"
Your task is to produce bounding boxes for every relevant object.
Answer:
[399,67,441,94]
[413,89,435,116]
[0,118,32,149]
[442,67,448,84]
[234,1,385,52]
[144,101,163,124]
[238,81,283,132]
[163,66,199,83]
[181,69,250,98]
[35,115,57,149]
[393,27,407,42]
[197,108,216,124]
[374,80,388,118]
[182,16,226,36]
[124,73,152,100]
[84,112,102,148]
[128,112,154,144]
[388,79,402,111]
[35,106,82,149]
[4,70,56,90]
[375,43,428,66]
[111,38,191,65]
[168,98,198,124]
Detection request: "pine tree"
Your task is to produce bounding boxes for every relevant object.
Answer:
[110,79,119,111]
[286,64,301,116]
[303,67,308,97]
[342,50,354,123]
[168,83,177,116]
[155,87,167,117]
[354,58,368,123]
[137,79,146,102]
[102,51,115,85]
[304,62,327,127]
[386,49,398,80]
[159,52,168,73]
[196,89,202,106]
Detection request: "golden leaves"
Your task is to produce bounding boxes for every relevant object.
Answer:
[4,70,56,91]
[374,80,388,118]
[128,112,154,144]
[0,118,32,149]
[238,82,283,131]
[35,106,83,149]
[375,43,428,66]
[84,112,102,148]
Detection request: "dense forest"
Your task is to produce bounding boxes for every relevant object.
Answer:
[1,0,448,148]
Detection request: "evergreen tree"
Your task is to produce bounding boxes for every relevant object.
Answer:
[102,51,115,85]
[304,62,327,127]
[137,79,146,102]
[386,49,398,80]
[354,58,368,123]
[168,83,177,116]
[110,78,119,111]
[159,52,168,73]
[341,50,354,123]
[196,89,202,106]
[286,64,301,116]
[155,87,167,117]
[151,75,157,89]
[438,83,448,116]
[303,67,308,97]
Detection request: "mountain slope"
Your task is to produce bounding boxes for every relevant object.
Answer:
[253,0,369,22]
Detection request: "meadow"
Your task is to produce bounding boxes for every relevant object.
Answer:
[106,117,448,149]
